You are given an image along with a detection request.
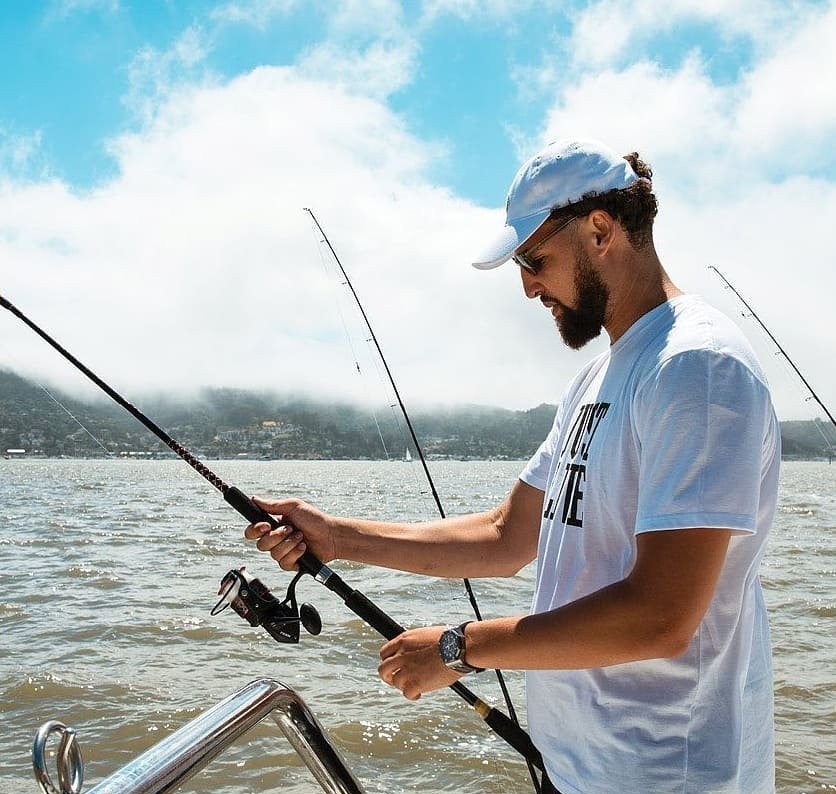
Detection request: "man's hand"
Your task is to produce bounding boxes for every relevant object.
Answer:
[378,626,464,700]
[243,497,338,570]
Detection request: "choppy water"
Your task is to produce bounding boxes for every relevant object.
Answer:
[0,459,833,793]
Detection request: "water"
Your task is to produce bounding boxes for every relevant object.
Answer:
[0,459,833,793]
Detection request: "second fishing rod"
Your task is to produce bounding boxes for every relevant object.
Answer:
[0,290,544,774]
[304,207,543,788]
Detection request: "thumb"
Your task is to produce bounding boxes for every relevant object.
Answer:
[251,495,300,516]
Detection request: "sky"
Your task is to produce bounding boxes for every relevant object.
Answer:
[1,0,834,421]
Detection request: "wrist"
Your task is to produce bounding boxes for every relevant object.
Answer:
[327,514,352,562]
[438,621,485,675]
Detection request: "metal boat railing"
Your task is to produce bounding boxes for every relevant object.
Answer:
[32,677,365,794]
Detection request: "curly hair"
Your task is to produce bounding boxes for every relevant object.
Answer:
[550,153,658,249]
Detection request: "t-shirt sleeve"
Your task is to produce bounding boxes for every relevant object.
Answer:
[633,349,775,535]
[519,404,563,492]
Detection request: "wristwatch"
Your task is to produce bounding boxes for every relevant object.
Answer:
[438,621,485,675]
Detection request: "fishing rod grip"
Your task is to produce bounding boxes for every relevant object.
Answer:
[223,486,326,580]
[343,589,405,640]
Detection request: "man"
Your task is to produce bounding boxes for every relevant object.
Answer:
[246,139,779,793]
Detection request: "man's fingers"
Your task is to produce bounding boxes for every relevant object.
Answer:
[378,662,422,701]
[378,654,398,683]
[244,519,278,540]
[379,636,400,661]
[396,669,422,701]
[256,525,302,552]
[272,539,307,571]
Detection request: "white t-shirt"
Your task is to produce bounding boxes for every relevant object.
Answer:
[520,295,780,794]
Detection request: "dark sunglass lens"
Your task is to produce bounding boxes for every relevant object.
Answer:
[515,254,537,274]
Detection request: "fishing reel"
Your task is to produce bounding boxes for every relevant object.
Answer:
[212,567,322,644]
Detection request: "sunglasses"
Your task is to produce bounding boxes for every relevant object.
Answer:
[513,215,577,275]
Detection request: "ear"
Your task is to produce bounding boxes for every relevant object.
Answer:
[588,210,617,253]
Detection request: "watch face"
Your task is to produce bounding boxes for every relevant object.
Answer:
[439,629,462,663]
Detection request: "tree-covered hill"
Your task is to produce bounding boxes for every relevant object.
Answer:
[1,369,833,460]
[0,370,553,459]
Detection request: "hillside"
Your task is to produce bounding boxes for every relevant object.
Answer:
[0,370,554,460]
[1,369,833,460]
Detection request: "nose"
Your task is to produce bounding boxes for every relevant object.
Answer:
[520,267,542,300]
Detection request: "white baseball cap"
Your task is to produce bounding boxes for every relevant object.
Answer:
[472,139,641,269]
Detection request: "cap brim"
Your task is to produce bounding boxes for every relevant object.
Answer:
[471,211,549,270]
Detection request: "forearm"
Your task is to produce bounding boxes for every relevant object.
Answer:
[377,577,690,702]
[465,579,692,671]
[249,480,543,580]
[333,508,528,578]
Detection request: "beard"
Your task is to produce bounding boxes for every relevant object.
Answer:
[552,243,610,350]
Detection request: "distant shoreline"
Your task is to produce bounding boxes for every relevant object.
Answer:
[2,369,834,462]
[2,453,830,463]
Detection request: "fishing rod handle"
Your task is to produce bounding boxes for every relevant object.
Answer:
[223,487,408,637]
[343,588,405,639]
[223,486,327,581]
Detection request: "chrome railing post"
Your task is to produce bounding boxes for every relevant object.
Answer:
[33,678,364,794]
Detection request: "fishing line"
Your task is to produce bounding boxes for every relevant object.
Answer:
[37,384,115,458]
[0,290,546,778]
[304,209,542,793]
[2,337,115,458]
[806,413,836,453]
[308,220,394,461]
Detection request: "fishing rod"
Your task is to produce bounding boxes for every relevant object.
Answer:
[709,266,836,435]
[304,208,541,791]
[0,291,544,774]
[305,209,447,519]
[38,383,115,457]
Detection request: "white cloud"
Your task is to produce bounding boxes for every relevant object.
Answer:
[211,0,404,37]
[420,0,545,22]
[535,2,836,184]
[0,129,46,177]
[539,56,733,183]
[212,0,418,99]
[123,26,215,125]
[1,67,576,410]
[324,0,405,37]
[733,3,836,164]
[297,38,419,99]
[300,0,418,98]
[210,0,299,30]
[569,0,807,69]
